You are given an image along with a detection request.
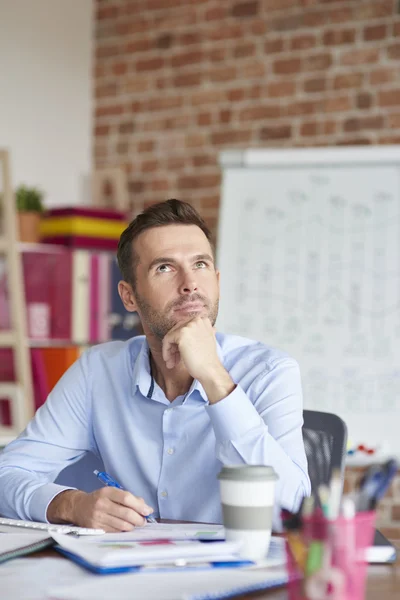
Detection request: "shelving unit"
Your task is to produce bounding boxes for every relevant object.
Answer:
[0,150,35,446]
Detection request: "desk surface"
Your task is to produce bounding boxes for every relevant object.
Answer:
[29,539,399,600]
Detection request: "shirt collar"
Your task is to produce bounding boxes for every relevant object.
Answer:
[131,335,225,405]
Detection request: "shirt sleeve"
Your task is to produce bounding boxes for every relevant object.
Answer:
[205,358,311,530]
[0,350,94,522]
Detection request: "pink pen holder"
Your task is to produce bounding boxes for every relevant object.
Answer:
[285,510,376,600]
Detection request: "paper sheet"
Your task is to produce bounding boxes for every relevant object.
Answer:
[0,531,51,554]
[83,523,225,543]
[48,567,288,600]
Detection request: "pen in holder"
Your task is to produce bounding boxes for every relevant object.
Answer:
[284,509,376,600]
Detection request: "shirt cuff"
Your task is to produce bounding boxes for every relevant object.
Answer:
[205,385,264,442]
[28,483,77,523]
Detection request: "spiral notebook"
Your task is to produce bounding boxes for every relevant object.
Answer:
[0,532,55,564]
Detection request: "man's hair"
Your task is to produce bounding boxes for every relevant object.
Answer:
[117,199,212,286]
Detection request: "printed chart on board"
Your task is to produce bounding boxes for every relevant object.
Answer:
[217,149,400,456]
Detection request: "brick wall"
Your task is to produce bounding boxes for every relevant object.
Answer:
[94,0,400,535]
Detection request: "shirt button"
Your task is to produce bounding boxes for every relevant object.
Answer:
[161,490,168,498]
[167,447,175,455]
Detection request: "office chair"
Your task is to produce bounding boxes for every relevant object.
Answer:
[302,409,348,501]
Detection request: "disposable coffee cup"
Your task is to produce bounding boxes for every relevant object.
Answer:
[218,465,278,560]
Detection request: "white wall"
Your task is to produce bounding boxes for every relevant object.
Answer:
[0,0,93,208]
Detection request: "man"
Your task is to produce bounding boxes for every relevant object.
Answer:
[0,199,310,532]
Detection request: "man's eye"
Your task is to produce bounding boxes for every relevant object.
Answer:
[157,264,171,273]
[195,261,207,269]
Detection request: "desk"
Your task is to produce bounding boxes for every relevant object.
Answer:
[23,538,399,599]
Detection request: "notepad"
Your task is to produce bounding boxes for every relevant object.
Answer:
[51,532,242,571]
[0,532,55,564]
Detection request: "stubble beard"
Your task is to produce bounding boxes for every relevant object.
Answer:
[134,292,219,340]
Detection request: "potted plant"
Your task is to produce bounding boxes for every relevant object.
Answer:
[15,185,44,243]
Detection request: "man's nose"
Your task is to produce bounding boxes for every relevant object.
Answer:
[179,271,198,294]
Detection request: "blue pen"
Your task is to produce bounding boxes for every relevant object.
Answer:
[93,470,157,524]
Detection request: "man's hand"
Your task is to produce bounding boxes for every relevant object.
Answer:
[47,488,154,532]
[162,316,235,404]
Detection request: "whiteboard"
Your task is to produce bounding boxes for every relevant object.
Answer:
[217,147,400,457]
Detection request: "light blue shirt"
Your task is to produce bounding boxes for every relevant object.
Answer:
[0,333,310,529]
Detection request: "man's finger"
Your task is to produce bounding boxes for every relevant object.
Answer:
[105,487,153,516]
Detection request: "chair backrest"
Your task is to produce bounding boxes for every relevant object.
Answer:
[302,409,348,500]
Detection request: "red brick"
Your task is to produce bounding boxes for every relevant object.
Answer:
[322,120,337,136]
[209,24,244,41]
[96,45,120,59]
[363,24,388,42]
[95,83,117,99]
[238,61,265,78]
[191,90,224,106]
[322,96,352,112]
[171,50,204,68]
[266,81,296,97]
[208,48,226,63]
[394,22,400,37]
[95,105,124,118]
[185,133,207,148]
[95,125,110,136]
[303,10,329,27]
[259,124,292,140]
[208,66,237,83]
[272,14,304,32]
[97,5,119,20]
[341,48,380,66]
[300,121,318,136]
[248,84,262,99]
[388,43,400,60]
[197,112,213,126]
[233,42,256,59]
[290,34,316,51]
[357,0,394,19]
[141,159,159,173]
[287,100,318,116]
[116,141,128,155]
[379,135,400,144]
[174,73,202,87]
[179,32,202,45]
[167,156,186,170]
[226,88,245,102]
[156,34,174,49]
[112,62,127,76]
[151,179,170,192]
[264,38,285,54]
[211,130,252,145]
[147,96,183,112]
[250,19,268,36]
[219,109,232,124]
[273,57,301,75]
[136,57,164,72]
[178,174,221,190]
[337,137,372,146]
[392,505,400,521]
[192,154,215,168]
[302,52,332,72]
[356,93,373,110]
[370,68,398,85]
[125,39,152,53]
[119,121,135,134]
[333,72,364,90]
[239,105,281,121]
[137,140,154,153]
[124,77,150,94]
[343,115,384,133]
[323,28,356,46]
[231,1,259,18]
[128,180,145,194]
[379,89,400,107]
[303,77,327,93]
[199,194,219,210]
[205,6,227,21]
[388,113,400,128]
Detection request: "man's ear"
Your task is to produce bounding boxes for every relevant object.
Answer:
[216,269,220,292]
[118,280,137,313]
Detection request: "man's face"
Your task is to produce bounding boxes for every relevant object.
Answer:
[128,224,220,339]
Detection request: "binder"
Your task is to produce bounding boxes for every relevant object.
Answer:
[0,533,55,565]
